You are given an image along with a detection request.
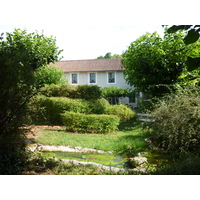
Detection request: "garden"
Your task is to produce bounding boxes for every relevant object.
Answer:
[0,27,199,175]
[23,84,200,175]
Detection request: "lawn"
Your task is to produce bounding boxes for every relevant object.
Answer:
[34,121,148,156]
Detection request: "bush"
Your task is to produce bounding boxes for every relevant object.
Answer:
[89,98,110,114]
[76,85,102,100]
[34,66,68,88]
[39,84,101,100]
[105,104,136,122]
[38,97,92,124]
[101,86,130,98]
[27,95,49,124]
[149,87,200,156]
[39,84,76,98]
[61,111,120,134]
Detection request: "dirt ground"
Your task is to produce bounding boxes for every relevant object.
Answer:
[24,125,64,141]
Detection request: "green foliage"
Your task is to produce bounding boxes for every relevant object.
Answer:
[89,98,111,114]
[0,132,28,174]
[28,95,111,123]
[149,87,200,156]
[101,86,130,98]
[39,84,77,97]
[149,156,200,175]
[39,97,92,124]
[39,84,101,100]
[0,28,62,130]
[122,29,200,97]
[0,29,61,174]
[105,104,135,122]
[76,85,102,100]
[167,25,200,45]
[97,52,122,59]
[27,95,49,124]
[167,25,200,80]
[61,112,120,134]
[34,65,68,88]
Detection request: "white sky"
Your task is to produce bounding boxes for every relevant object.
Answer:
[0,0,197,60]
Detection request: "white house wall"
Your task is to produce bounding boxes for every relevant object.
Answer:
[65,71,132,89]
[64,71,138,109]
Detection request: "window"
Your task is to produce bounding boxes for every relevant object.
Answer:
[89,73,96,83]
[108,72,115,83]
[129,95,136,103]
[71,74,78,84]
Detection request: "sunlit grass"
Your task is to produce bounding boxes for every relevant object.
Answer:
[35,121,148,155]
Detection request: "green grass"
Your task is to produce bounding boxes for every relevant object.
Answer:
[35,121,148,156]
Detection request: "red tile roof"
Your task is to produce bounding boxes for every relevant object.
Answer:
[50,58,123,72]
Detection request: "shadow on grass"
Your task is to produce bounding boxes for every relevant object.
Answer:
[114,134,148,156]
[118,121,143,132]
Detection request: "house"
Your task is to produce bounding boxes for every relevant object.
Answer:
[50,58,140,108]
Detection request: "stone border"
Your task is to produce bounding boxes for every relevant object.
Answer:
[26,143,148,173]
[27,143,112,154]
[51,157,147,173]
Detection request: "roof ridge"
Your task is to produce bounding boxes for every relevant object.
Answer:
[59,58,122,62]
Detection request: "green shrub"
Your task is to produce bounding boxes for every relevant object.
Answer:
[105,104,136,122]
[89,98,111,114]
[39,97,92,124]
[61,111,120,134]
[28,95,49,124]
[76,85,102,100]
[39,84,77,98]
[101,86,130,98]
[149,87,200,156]
[34,66,68,88]
[39,84,101,100]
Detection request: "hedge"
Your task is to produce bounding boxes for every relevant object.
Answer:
[61,111,120,134]
[39,84,101,100]
[105,104,135,122]
[39,97,91,124]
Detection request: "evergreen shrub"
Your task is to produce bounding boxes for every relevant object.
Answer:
[105,104,136,122]
[149,87,200,156]
[61,111,120,134]
[39,84,76,98]
[39,97,92,124]
[75,85,102,100]
[89,98,110,114]
[39,84,101,100]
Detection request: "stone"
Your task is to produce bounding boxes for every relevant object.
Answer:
[128,154,147,168]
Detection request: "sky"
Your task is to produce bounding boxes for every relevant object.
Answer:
[1,0,197,61]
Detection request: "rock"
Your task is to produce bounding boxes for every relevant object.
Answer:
[128,154,147,168]
[26,144,38,152]
[35,144,111,154]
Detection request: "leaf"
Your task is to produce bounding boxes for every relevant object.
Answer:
[167,25,192,33]
[188,118,196,123]
[184,29,200,45]
[186,57,200,71]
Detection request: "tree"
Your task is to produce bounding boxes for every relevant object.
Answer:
[97,52,122,59]
[166,25,200,85]
[34,65,68,88]
[0,29,62,174]
[121,29,200,97]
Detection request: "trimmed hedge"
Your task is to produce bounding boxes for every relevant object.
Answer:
[61,111,120,134]
[105,104,135,122]
[28,96,112,124]
[39,84,101,100]
[89,98,111,114]
[40,97,91,124]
